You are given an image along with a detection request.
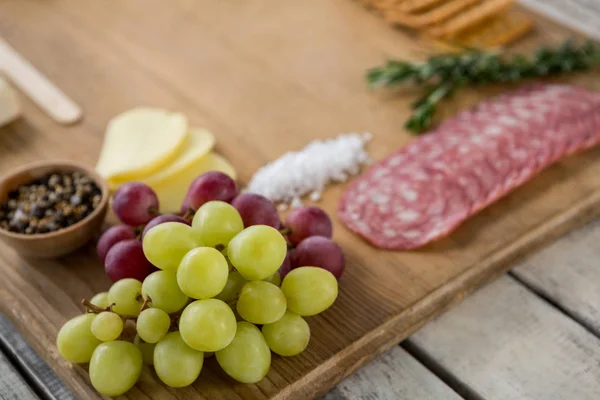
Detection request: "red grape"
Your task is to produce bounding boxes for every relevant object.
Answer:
[142,214,190,239]
[285,206,332,245]
[185,171,237,211]
[294,236,344,280]
[112,182,159,226]
[231,193,279,228]
[278,251,293,279]
[104,239,155,282]
[97,224,137,262]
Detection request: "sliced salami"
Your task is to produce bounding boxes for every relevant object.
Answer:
[338,84,600,250]
[340,167,471,249]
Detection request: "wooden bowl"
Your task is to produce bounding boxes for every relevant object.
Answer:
[0,161,109,258]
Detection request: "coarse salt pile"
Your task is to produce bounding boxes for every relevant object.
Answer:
[246,132,372,209]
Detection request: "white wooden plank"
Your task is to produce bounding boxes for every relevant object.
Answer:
[512,218,600,336]
[0,314,76,400]
[0,351,39,400]
[520,0,600,40]
[322,346,463,400]
[408,276,600,400]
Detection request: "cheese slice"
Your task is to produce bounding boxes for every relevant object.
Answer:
[108,128,216,189]
[96,107,188,181]
[151,152,236,213]
[0,77,20,127]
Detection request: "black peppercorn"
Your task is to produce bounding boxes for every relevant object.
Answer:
[62,205,73,216]
[48,174,61,187]
[30,204,46,219]
[92,194,102,208]
[54,213,67,226]
[70,194,82,206]
[63,175,73,188]
[0,171,102,235]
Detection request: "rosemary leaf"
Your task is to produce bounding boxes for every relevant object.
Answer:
[368,39,600,133]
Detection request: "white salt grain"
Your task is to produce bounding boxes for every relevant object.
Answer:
[246,132,372,206]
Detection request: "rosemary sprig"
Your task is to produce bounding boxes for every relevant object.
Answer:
[368,39,600,133]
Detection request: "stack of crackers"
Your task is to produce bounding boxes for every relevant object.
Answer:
[361,0,534,50]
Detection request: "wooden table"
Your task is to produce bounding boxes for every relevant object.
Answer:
[4,213,600,400]
[2,0,600,399]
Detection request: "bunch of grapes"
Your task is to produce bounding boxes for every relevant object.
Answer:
[57,171,344,397]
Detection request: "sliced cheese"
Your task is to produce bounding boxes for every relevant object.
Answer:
[96,107,188,181]
[108,128,216,189]
[0,77,20,127]
[151,152,237,212]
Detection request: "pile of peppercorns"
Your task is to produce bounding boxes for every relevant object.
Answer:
[0,171,102,234]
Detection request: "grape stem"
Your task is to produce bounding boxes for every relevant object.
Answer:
[81,299,112,314]
[134,225,144,240]
[140,296,151,312]
[148,206,161,217]
[181,208,195,222]
[81,295,183,331]
[279,227,291,235]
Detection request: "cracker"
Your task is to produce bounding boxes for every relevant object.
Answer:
[427,0,514,37]
[424,10,534,49]
[383,10,426,27]
[399,0,459,13]
[384,0,479,28]
[418,0,481,26]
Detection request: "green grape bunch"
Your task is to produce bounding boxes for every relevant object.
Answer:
[56,172,345,397]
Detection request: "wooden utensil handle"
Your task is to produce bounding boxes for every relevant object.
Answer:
[0,37,83,125]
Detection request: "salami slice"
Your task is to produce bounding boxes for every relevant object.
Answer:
[339,167,471,249]
[339,84,600,250]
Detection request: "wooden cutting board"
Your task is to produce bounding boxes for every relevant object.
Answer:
[1,1,599,399]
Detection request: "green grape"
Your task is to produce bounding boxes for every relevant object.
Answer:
[56,314,101,363]
[262,311,310,356]
[179,299,237,352]
[216,321,271,384]
[154,331,204,388]
[133,335,156,365]
[191,201,243,247]
[281,267,338,316]
[215,270,247,302]
[142,270,189,314]
[237,281,286,325]
[143,222,201,271]
[263,272,281,286]
[90,292,110,309]
[89,341,142,397]
[91,312,123,342]
[108,278,143,316]
[137,308,171,343]
[227,225,287,281]
[177,247,229,299]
